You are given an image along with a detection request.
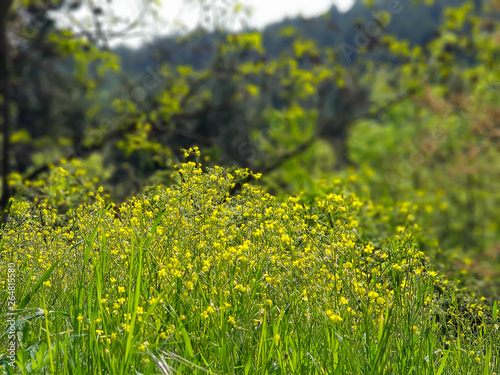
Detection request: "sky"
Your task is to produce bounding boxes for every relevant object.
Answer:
[159,0,355,31]
[57,0,355,47]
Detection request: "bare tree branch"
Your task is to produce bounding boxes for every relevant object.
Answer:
[225,92,410,198]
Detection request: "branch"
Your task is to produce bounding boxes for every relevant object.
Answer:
[23,119,139,181]
[226,92,410,197]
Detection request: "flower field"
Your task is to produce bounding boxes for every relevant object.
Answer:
[1,160,498,374]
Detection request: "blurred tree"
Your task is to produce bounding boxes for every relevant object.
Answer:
[0,0,15,221]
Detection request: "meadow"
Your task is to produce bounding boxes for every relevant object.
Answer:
[1,152,499,374]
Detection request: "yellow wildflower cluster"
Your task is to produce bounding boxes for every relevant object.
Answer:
[0,161,495,374]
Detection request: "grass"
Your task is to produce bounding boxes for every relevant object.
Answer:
[0,160,499,374]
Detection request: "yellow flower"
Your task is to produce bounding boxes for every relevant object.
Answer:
[43,280,52,287]
[329,314,343,323]
[118,286,125,293]
[206,306,215,314]
[273,334,280,344]
[367,291,379,299]
[77,315,84,321]
[340,297,348,305]
[235,284,247,292]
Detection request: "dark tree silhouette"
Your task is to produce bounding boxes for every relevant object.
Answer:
[0,0,15,224]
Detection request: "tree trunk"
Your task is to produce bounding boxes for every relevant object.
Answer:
[0,0,14,222]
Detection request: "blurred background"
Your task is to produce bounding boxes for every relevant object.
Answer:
[1,0,499,298]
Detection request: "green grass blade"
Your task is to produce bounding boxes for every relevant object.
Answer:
[436,349,450,375]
